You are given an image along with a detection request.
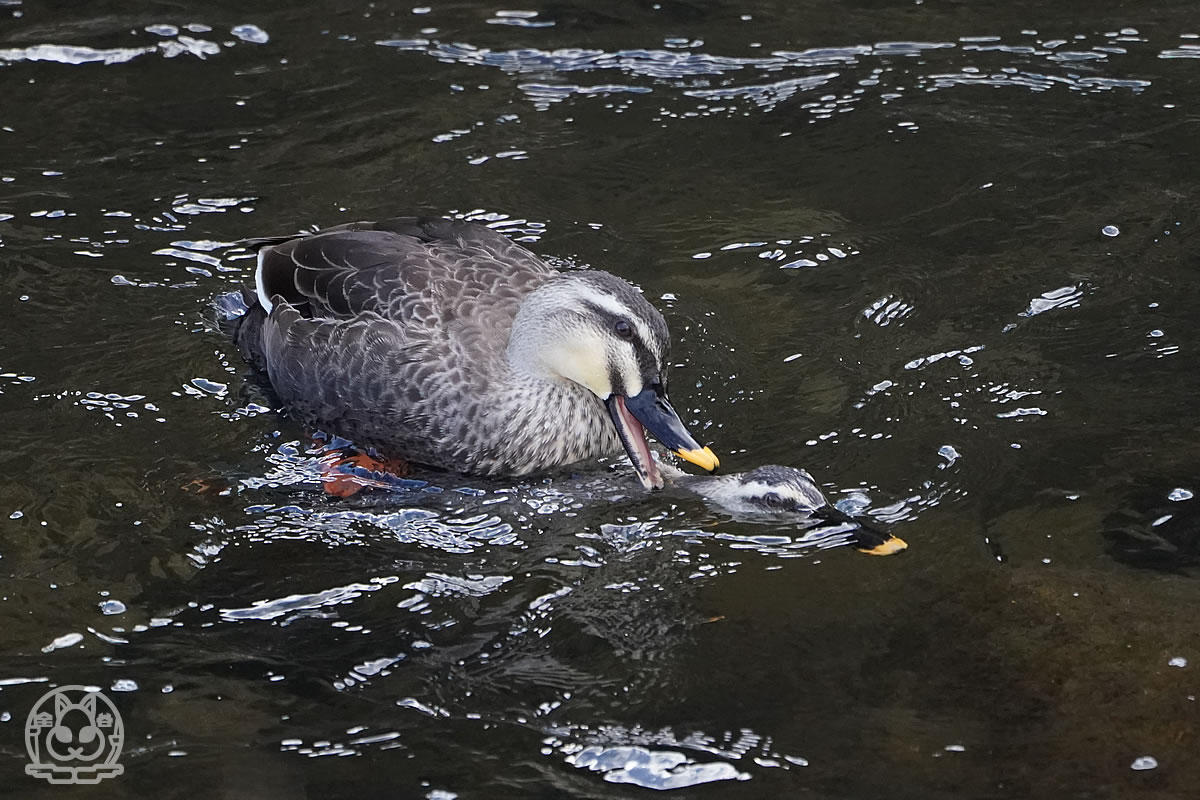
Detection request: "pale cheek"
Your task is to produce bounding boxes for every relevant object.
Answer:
[578,360,612,397]
[548,338,612,397]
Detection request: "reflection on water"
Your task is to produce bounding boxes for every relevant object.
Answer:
[3,0,1200,796]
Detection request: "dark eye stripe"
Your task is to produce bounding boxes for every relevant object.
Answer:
[581,301,646,349]
[581,300,664,382]
[581,301,636,336]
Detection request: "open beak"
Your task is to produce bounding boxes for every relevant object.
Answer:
[606,386,719,491]
[814,505,908,556]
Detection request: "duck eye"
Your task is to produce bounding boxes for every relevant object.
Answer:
[764,492,786,509]
[614,320,634,339]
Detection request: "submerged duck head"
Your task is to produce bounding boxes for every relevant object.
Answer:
[678,464,908,556]
[691,464,829,515]
[507,271,718,490]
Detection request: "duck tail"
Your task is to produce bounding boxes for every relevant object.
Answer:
[214,286,271,373]
[235,232,313,252]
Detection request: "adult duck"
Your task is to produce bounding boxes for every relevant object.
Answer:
[231,216,719,490]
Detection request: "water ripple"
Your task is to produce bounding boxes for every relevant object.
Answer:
[568,744,749,789]
[377,34,1155,115]
[543,723,810,789]
[684,73,839,111]
[1018,284,1086,318]
[0,24,268,66]
[1160,45,1200,59]
[0,44,154,65]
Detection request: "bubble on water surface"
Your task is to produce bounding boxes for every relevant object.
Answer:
[1130,756,1158,770]
[1168,488,1193,502]
[41,632,84,653]
[159,36,220,59]
[937,445,961,467]
[1102,224,1120,236]
[231,24,269,44]
[188,377,228,397]
[99,599,127,615]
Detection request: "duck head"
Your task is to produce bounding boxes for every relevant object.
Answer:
[508,271,718,490]
[682,464,908,555]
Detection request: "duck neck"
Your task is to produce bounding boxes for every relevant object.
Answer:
[485,370,617,473]
[499,340,616,472]
[675,473,744,508]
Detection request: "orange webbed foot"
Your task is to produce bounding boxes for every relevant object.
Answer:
[319,451,411,498]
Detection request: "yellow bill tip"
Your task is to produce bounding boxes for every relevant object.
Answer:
[676,446,719,472]
[858,535,908,556]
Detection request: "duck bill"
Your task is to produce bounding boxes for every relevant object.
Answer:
[618,386,720,474]
[606,395,663,490]
[814,506,908,556]
[854,530,908,556]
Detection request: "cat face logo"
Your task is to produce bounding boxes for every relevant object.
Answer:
[25,686,124,785]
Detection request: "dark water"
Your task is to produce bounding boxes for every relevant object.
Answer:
[3,0,1200,797]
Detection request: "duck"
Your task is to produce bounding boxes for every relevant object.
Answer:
[301,447,906,556]
[667,463,908,556]
[229,216,719,490]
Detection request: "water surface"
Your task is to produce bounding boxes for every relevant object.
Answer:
[3,0,1200,797]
